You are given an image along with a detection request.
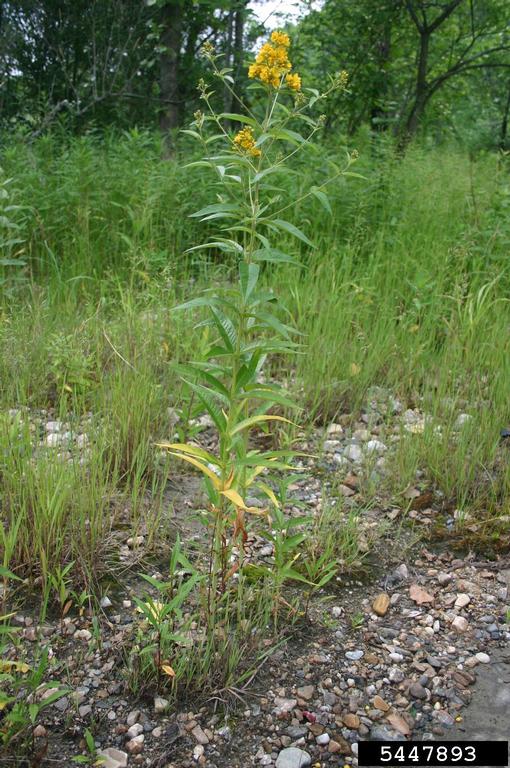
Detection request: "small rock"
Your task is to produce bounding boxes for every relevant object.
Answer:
[126,734,144,755]
[345,650,364,661]
[154,696,169,714]
[275,747,311,768]
[297,685,315,701]
[75,629,92,641]
[100,596,112,608]
[373,695,390,712]
[97,748,128,768]
[127,710,140,726]
[452,616,469,633]
[454,594,471,609]
[344,444,362,462]
[33,725,47,738]
[366,440,387,454]
[191,725,209,745]
[409,682,427,700]
[372,593,390,616]
[127,724,144,740]
[316,733,330,746]
[343,714,360,729]
[475,652,490,664]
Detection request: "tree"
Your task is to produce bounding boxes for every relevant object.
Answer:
[402,0,510,141]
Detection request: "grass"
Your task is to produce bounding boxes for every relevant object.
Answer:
[1,132,510,747]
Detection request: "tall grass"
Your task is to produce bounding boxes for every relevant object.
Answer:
[1,132,510,592]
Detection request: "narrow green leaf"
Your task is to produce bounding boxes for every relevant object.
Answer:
[272,219,315,247]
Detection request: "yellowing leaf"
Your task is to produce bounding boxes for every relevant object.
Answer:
[0,660,30,673]
[161,664,176,677]
[162,451,221,489]
[350,362,360,376]
[257,481,280,508]
[221,488,246,508]
[230,414,292,436]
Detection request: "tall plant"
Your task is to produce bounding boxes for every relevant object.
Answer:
[160,31,356,626]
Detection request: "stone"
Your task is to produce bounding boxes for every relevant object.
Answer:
[97,748,128,768]
[366,440,387,454]
[33,725,47,738]
[75,629,92,641]
[126,734,144,754]
[273,697,297,715]
[127,723,144,739]
[100,596,112,608]
[316,733,330,746]
[373,695,390,712]
[344,444,362,462]
[370,726,404,741]
[454,593,471,609]
[452,616,469,633]
[154,696,169,713]
[297,685,315,701]
[372,593,390,616]
[475,652,490,664]
[409,682,427,700]
[191,725,209,745]
[275,747,312,768]
[343,713,360,729]
[127,710,140,726]
[345,650,364,661]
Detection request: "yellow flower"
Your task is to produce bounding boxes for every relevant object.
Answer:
[271,30,290,47]
[248,30,297,89]
[233,126,261,157]
[286,72,301,91]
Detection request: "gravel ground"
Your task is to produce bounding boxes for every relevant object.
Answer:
[3,389,510,767]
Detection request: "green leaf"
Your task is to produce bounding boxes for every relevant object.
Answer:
[252,248,299,265]
[189,203,240,219]
[219,113,258,128]
[272,219,315,248]
[210,307,237,352]
[239,262,260,301]
[268,128,305,145]
[310,186,332,214]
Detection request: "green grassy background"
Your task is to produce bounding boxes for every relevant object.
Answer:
[2,132,510,586]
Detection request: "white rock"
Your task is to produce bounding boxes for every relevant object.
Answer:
[316,733,330,746]
[475,652,490,664]
[100,596,112,608]
[75,629,92,641]
[276,747,312,768]
[126,723,143,739]
[452,616,469,633]
[344,444,362,462]
[126,734,144,754]
[97,748,128,768]
[365,440,387,454]
[454,593,470,609]
[154,696,168,713]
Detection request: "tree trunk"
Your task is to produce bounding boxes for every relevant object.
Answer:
[500,81,510,150]
[159,1,183,147]
[229,1,246,115]
[400,29,430,144]
[370,18,392,132]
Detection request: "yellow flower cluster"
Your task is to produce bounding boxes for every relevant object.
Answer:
[233,126,261,157]
[248,30,301,91]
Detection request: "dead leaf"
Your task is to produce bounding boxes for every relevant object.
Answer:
[409,583,434,605]
[387,712,411,736]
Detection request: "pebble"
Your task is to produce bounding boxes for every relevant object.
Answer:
[452,616,469,633]
[454,593,471,609]
[345,650,364,661]
[372,593,390,616]
[126,734,144,754]
[192,724,209,745]
[316,733,330,746]
[154,696,168,713]
[275,747,312,768]
[475,652,490,664]
[97,748,128,768]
